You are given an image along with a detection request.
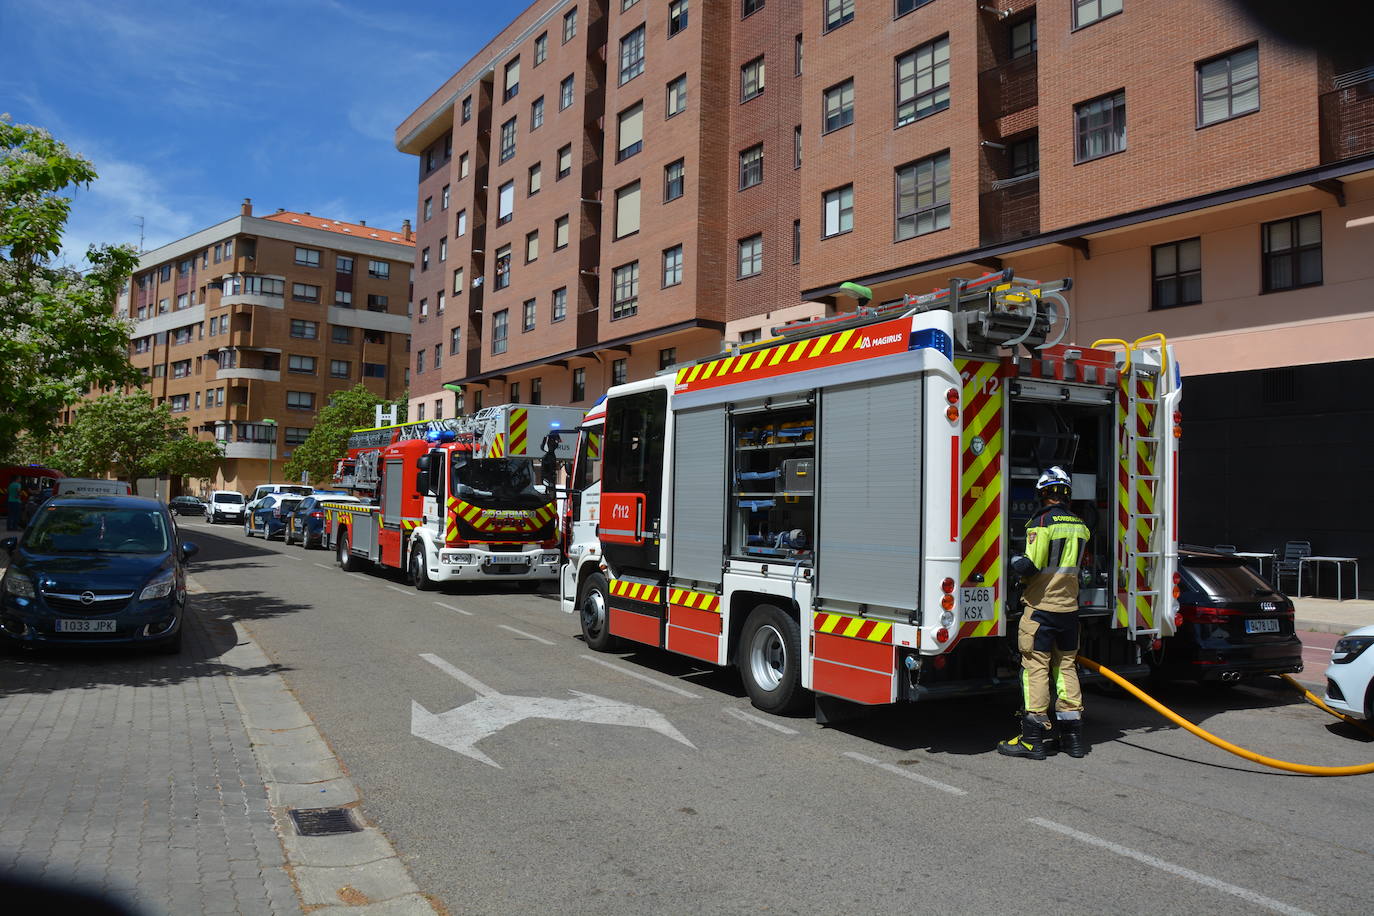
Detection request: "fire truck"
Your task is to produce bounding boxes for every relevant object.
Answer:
[560,270,1182,718]
[325,403,583,589]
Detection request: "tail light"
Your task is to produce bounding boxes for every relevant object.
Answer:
[310,511,325,519]
[1179,603,1240,624]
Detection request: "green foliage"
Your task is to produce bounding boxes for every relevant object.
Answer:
[0,115,140,455]
[50,390,222,482]
[282,385,407,486]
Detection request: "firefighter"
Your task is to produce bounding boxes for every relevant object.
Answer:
[998,466,1091,760]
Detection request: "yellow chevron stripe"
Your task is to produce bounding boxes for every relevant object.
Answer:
[768,344,789,366]
[831,329,855,353]
[808,335,831,358]
[788,343,807,362]
[750,350,768,370]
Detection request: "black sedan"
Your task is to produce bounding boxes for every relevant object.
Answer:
[0,496,198,654]
[1150,549,1304,683]
[168,495,205,516]
[284,494,358,548]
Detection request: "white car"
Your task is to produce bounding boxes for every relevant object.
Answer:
[205,490,246,524]
[1323,624,1374,721]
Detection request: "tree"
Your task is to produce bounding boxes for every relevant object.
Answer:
[0,116,140,458]
[51,390,222,483]
[282,385,407,486]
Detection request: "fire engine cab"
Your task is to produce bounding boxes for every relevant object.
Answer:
[325,403,583,589]
[560,270,1182,718]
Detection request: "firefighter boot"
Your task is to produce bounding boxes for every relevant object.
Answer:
[997,713,1049,760]
[1056,711,1086,758]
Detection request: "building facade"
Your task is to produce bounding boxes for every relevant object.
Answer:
[121,200,414,494]
[397,0,1374,579]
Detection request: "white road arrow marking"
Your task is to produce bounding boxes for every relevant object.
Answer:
[412,653,694,768]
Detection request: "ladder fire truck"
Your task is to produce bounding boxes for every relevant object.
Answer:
[325,403,583,589]
[560,270,1182,718]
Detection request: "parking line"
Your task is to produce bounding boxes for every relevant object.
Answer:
[725,707,798,735]
[498,624,555,646]
[844,751,967,796]
[434,601,474,617]
[313,563,333,571]
[281,554,303,562]
[1028,817,1315,916]
[385,585,412,597]
[579,655,701,698]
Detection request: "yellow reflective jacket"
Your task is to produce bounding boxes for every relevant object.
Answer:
[1019,503,1090,613]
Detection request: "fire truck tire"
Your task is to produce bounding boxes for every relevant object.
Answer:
[577,572,620,651]
[337,529,361,572]
[410,544,437,591]
[738,604,808,716]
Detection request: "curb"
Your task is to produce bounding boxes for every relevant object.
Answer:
[1296,619,1359,636]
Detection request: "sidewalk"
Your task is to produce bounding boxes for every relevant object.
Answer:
[1292,596,1374,635]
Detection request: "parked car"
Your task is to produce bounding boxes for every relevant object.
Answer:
[243,484,312,533]
[205,490,246,524]
[0,496,198,654]
[247,494,305,540]
[1150,549,1304,683]
[284,494,358,548]
[52,478,133,497]
[1324,624,1374,721]
[168,496,205,517]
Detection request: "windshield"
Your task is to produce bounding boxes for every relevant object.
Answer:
[1181,559,1279,599]
[214,493,244,504]
[25,506,171,554]
[450,455,547,509]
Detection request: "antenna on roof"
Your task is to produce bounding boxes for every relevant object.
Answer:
[134,216,145,253]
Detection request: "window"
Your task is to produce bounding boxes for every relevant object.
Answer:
[1075,90,1126,161]
[336,255,354,273]
[332,325,352,344]
[295,247,321,268]
[419,298,429,322]
[795,34,803,75]
[285,427,311,446]
[612,358,628,386]
[498,181,515,224]
[822,185,854,237]
[169,394,189,412]
[492,309,509,354]
[367,293,389,311]
[531,95,545,130]
[615,182,641,239]
[738,235,763,278]
[824,0,854,31]
[563,7,577,43]
[557,144,573,179]
[739,329,761,344]
[1010,15,1037,59]
[896,36,950,127]
[456,209,467,236]
[1262,213,1322,292]
[416,402,427,421]
[453,267,464,295]
[552,287,567,322]
[1197,45,1259,126]
[668,0,688,36]
[554,215,570,250]
[158,264,171,282]
[288,355,316,374]
[1010,135,1039,176]
[526,230,539,262]
[741,56,765,102]
[662,245,683,287]
[666,74,688,117]
[1074,0,1123,30]
[461,95,472,123]
[622,0,639,9]
[330,359,350,378]
[450,327,462,355]
[523,298,537,331]
[368,260,390,279]
[290,319,318,339]
[424,197,433,221]
[896,151,951,240]
[739,144,763,189]
[176,293,189,310]
[499,117,517,162]
[572,367,586,401]
[434,343,441,369]
[504,57,520,102]
[439,238,447,262]
[335,290,352,307]
[612,261,639,319]
[441,185,450,211]
[823,79,855,132]
[421,248,431,271]
[560,75,575,110]
[157,297,169,313]
[495,245,512,289]
[213,244,222,263]
[458,151,470,179]
[742,0,764,16]
[363,363,386,378]
[896,0,934,15]
[529,162,542,195]
[617,103,644,161]
[620,25,645,84]
[286,391,315,410]
[177,258,191,275]
[664,158,685,201]
[171,360,191,379]
[659,348,676,370]
[1151,238,1202,309]
[530,377,542,405]
[793,219,801,263]
[794,125,802,168]
[437,292,446,315]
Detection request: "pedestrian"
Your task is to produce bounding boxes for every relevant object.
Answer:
[998,466,1092,760]
[5,477,21,531]
[21,489,44,528]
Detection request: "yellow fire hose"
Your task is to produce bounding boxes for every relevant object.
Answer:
[1078,656,1374,776]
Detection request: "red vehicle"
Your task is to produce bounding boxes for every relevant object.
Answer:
[0,466,66,495]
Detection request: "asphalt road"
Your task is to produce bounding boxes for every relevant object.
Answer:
[180,518,1374,916]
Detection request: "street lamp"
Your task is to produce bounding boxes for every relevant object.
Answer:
[262,418,277,483]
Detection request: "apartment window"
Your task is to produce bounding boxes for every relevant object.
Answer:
[282,426,311,447]
[157,296,169,313]
[668,0,688,36]
[419,298,429,322]
[295,247,321,268]
[363,363,386,378]
[290,319,318,339]
[450,327,462,355]
[159,264,172,281]
[552,286,567,322]
[560,75,575,110]
[421,248,430,271]
[529,162,542,195]
[896,36,950,127]
[742,0,764,17]
[617,103,644,161]
[461,95,472,123]
[530,377,542,405]
[213,244,222,263]
[555,215,570,249]
[664,158,685,201]
[739,329,761,344]
[499,117,517,162]
[439,238,447,262]
[795,34,803,75]
[662,245,683,287]
[612,261,639,319]
[572,367,586,401]
[330,359,350,378]
[415,402,426,421]
[171,360,191,379]
[1074,0,1123,30]
[424,197,433,221]
[823,79,855,132]
[1010,135,1039,176]
[793,219,801,264]
[459,152,470,178]
[896,151,951,240]
[176,293,189,310]
[526,230,539,262]
[336,255,354,273]
[531,95,545,130]
[456,209,467,236]
[622,0,639,9]
[1198,45,1259,127]
[563,7,577,43]
[453,267,464,295]
[1075,90,1126,161]
[437,292,445,315]
[615,182,641,239]
[368,260,390,279]
[523,298,537,332]
[492,309,509,354]
[153,364,165,378]
[332,326,352,344]
[659,348,676,370]
[741,56,765,102]
[822,185,854,237]
[367,293,389,311]
[557,144,573,179]
[286,391,315,411]
[612,358,628,386]
[498,181,515,224]
[504,57,520,102]
[1010,14,1037,59]
[169,394,189,412]
[288,355,316,374]
[495,245,512,290]
[737,235,763,278]
[794,125,802,168]
[739,144,763,190]
[666,74,688,117]
[1151,238,1202,309]
[434,343,441,370]
[334,290,352,307]
[177,258,191,275]
[1262,213,1322,292]
[824,0,854,31]
[620,25,645,84]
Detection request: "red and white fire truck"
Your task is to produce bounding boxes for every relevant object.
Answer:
[560,270,1182,718]
[325,403,583,588]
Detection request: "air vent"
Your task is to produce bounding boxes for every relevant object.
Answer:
[289,807,361,837]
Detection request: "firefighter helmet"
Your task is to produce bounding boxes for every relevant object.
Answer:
[1036,466,1072,494]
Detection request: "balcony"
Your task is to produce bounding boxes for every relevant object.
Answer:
[979,175,1040,248]
[1320,73,1374,163]
[978,53,1037,125]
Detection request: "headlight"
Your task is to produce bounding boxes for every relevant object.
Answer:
[1331,636,1374,664]
[540,553,560,564]
[139,571,176,601]
[2,571,35,598]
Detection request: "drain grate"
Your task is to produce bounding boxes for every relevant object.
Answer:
[289,807,361,837]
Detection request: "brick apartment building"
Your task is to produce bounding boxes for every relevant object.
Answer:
[397,0,1374,580]
[120,200,414,494]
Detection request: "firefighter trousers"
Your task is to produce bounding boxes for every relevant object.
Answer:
[1017,607,1083,715]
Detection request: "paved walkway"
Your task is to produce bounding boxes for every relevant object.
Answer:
[1292,596,1374,635]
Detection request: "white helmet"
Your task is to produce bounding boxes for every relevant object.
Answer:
[1036,466,1072,492]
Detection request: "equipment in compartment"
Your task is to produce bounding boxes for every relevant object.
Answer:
[731,400,815,561]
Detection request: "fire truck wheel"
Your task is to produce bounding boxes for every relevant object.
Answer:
[577,572,620,651]
[739,604,807,716]
[338,529,359,572]
[410,544,436,591]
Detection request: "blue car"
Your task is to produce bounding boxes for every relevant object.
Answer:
[0,496,198,654]
[247,494,305,540]
[284,494,358,548]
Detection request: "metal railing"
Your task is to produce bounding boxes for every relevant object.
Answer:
[1319,80,1374,162]
[979,175,1040,247]
[978,52,1038,123]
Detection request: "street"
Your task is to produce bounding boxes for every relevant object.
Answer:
[165,518,1373,915]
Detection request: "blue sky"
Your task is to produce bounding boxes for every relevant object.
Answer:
[1,0,490,267]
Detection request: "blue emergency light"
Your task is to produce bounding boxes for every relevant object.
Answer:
[425,430,457,443]
[550,421,561,429]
